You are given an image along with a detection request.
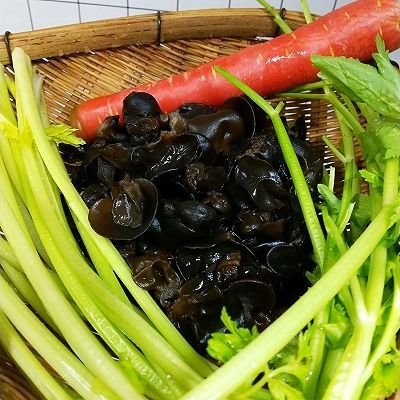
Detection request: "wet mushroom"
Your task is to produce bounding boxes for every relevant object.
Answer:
[123,92,162,143]
[88,177,158,240]
[224,279,276,330]
[96,115,128,142]
[185,163,227,193]
[128,252,181,307]
[64,94,323,354]
[235,155,290,211]
[146,134,201,180]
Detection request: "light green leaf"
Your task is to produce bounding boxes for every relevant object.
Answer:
[311,37,400,120]
[372,36,400,96]
[207,307,259,364]
[318,184,340,214]
[362,347,400,399]
[351,194,371,227]
[357,102,400,161]
[359,170,382,189]
[45,124,84,146]
[375,120,400,159]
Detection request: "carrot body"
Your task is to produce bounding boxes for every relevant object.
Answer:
[71,0,400,141]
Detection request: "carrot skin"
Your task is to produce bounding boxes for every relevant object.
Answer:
[70,0,400,141]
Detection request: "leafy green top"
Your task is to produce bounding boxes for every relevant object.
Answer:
[45,125,84,146]
[207,307,259,364]
[311,36,400,121]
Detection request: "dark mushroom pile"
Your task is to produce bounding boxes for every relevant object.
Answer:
[62,92,322,353]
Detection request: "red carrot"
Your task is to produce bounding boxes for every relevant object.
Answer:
[70,0,400,142]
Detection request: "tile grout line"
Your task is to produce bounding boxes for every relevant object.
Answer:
[77,0,82,23]
[37,0,166,12]
[20,0,341,34]
[26,0,34,30]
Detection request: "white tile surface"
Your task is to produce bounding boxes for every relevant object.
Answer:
[230,0,281,7]
[83,0,127,5]
[2,0,400,64]
[29,0,80,29]
[0,0,384,30]
[0,0,33,33]
[282,0,334,15]
[131,0,177,11]
[391,49,400,65]
[178,0,229,10]
[80,4,128,22]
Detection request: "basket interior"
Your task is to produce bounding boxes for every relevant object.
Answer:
[0,14,357,399]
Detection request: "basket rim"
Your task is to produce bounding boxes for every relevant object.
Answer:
[0,8,310,66]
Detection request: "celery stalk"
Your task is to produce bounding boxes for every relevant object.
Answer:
[0,310,71,400]
[0,235,19,267]
[0,259,56,330]
[16,135,201,390]
[72,214,130,305]
[10,47,212,378]
[0,145,143,399]
[0,275,115,400]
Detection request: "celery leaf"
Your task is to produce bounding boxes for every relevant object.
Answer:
[358,106,400,160]
[372,36,399,92]
[362,347,400,399]
[45,125,84,146]
[351,194,372,227]
[311,37,400,120]
[317,184,340,215]
[206,307,259,363]
[359,170,382,189]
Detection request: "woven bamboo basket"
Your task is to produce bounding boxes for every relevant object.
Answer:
[0,8,357,399]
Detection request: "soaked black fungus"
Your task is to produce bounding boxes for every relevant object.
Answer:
[64,92,322,353]
[96,115,128,143]
[88,176,158,240]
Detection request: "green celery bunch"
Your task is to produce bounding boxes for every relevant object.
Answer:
[0,48,212,400]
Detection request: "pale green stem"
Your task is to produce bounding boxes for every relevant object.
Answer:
[0,235,19,266]
[0,259,56,331]
[322,135,347,164]
[0,310,72,400]
[19,136,201,390]
[277,92,325,100]
[284,81,324,93]
[362,261,400,383]
[215,66,325,266]
[300,0,313,23]
[11,48,211,378]
[256,0,292,33]
[0,274,116,400]
[323,158,399,400]
[26,187,178,399]
[322,323,375,400]
[73,214,130,305]
[0,147,136,400]
[324,86,364,133]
